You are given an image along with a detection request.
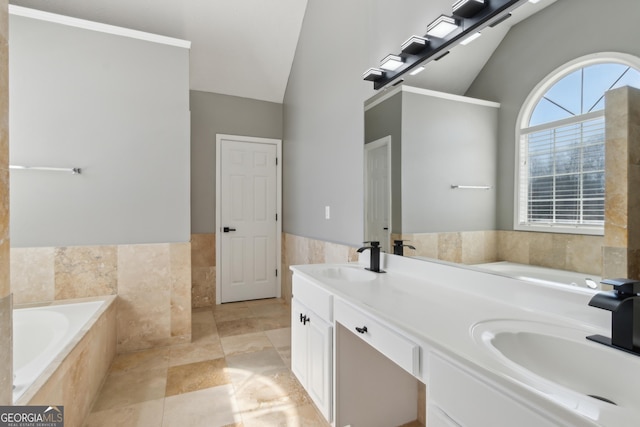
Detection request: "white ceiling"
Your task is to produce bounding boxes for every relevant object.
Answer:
[9,0,308,103]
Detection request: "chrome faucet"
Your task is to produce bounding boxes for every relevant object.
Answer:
[587,278,640,356]
[357,241,385,273]
[393,240,416,256]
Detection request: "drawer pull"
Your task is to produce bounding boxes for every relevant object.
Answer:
[355,326,368,334]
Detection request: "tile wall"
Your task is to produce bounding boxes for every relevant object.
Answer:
[497,231,603,275]
[603,86,640,279]
[190,233,359,307]
[281,233,359,303]
[192,229,605,309]
[392,231,498,265]
[393,230,604,276]
[0,0,10,406]
[190,233,215,308]
[10,242,191,353]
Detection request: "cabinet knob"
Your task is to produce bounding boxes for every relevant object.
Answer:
[355,326,368,334]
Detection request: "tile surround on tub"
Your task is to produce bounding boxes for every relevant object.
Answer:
[22,297,116,427]
[10,242,191,353]
[10,247,55,304]
[117,243,191,352]
[54,246,117,300]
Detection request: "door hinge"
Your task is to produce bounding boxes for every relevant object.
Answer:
[276,213,278,221]
[276,157,278,166]
[275,269,278,277]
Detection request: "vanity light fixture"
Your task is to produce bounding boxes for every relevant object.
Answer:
[452,0,487,19]
[489,13,512,27]
[364,0,532,90]
[380,54,404,71]
[401,36,429,55]
[363,68,384,81]
[529,0,541,3]
[426,15,459,38]
[434,51,450,61]
[460,32,482,45]
[409,66,425,76]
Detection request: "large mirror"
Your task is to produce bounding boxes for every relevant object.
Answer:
[363,0,640,289]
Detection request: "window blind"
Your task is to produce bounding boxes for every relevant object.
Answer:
[519,115,605,227]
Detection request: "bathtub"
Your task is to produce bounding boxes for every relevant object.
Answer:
[13,297,115,404]
[473,261,602,290]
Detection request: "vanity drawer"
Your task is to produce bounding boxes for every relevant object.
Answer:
[334,298,419,376]
[292,274,333,322]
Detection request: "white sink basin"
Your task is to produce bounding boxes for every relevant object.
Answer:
[472,320,640,410]
[319,266,378,282]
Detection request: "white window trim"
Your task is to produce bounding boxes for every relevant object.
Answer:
[514,52,640,236]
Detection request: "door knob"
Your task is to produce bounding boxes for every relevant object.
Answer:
[223,227,236,232]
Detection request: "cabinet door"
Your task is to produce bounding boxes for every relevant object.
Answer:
[291,299,308,386]
[427,405,462,427]
[429,353,559,427]
[307,312,332,420]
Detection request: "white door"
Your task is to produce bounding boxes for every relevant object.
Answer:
[364,136,391,253]
[217,135,280,303]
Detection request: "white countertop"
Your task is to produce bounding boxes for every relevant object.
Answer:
[290,253,640,427]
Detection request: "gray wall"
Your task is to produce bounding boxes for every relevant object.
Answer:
[401,91,498,232]
[283,0,441,246]
[9,14,190,247]
[465,0,640,230]
[365,92,403,233]
[190,90,283,233]
[365,90,498,234]
[283,0,369,246]
[285,0,640,243]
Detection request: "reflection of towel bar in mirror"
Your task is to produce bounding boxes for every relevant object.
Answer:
[451,185,492,190]
[9,165,82,174]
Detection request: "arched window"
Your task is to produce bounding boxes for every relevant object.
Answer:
[515,54,640,234]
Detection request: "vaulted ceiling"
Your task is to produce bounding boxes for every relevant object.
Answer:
[9,0,556,103]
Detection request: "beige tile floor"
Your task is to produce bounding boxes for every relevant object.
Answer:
[84,299,330,427]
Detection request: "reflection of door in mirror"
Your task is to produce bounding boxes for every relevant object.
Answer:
[364,136,391,253]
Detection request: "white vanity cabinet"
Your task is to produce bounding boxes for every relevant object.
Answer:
[290,260,609,427]
[427,352,558,427]
[291,275,333,422]
[334,298,422,427]
[334,298,420,376]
